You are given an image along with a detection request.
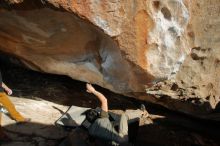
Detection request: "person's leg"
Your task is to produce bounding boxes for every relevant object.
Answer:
[0,93,25,122]
[125,109,145,123]
[117,113,128,143]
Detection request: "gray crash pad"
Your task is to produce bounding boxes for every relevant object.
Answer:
[55,106,121,128]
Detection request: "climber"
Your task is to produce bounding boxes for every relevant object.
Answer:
[0,69,30,141]
[83,83,148,145]
[58,83,149,146]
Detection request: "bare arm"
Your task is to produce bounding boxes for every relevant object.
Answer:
[86,83,108,112]
[2,82,13,95]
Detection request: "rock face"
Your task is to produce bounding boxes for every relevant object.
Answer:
[147,0,220,117]
[46,0,191,81]
[179,0,220,110]
[0,0,219,116]
[0,0,155,95]
[2,96,69,146]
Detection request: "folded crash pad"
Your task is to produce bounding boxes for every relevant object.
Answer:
[55,105,121,128]
[55,106,90,128]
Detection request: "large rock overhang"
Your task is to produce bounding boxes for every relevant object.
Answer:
[1,0,220,119]
[0,0,154,97]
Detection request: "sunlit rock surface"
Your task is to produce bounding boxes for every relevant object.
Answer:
[0,0,219,116]
[47,0,190,80]
[0,0,155,95]
[1,96,69,146]
[146,0,220,116]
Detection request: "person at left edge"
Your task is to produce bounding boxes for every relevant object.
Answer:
[0,69,30,141]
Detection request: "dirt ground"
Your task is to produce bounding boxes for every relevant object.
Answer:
[0,56,220,146]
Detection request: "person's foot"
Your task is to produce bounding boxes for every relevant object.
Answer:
[140,104,150,117]
[16,118,31,124]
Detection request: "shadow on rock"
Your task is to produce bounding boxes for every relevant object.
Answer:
[1,122,68,146]
[2,116,220,146]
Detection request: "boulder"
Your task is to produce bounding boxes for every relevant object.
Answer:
[0,0,219,116]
